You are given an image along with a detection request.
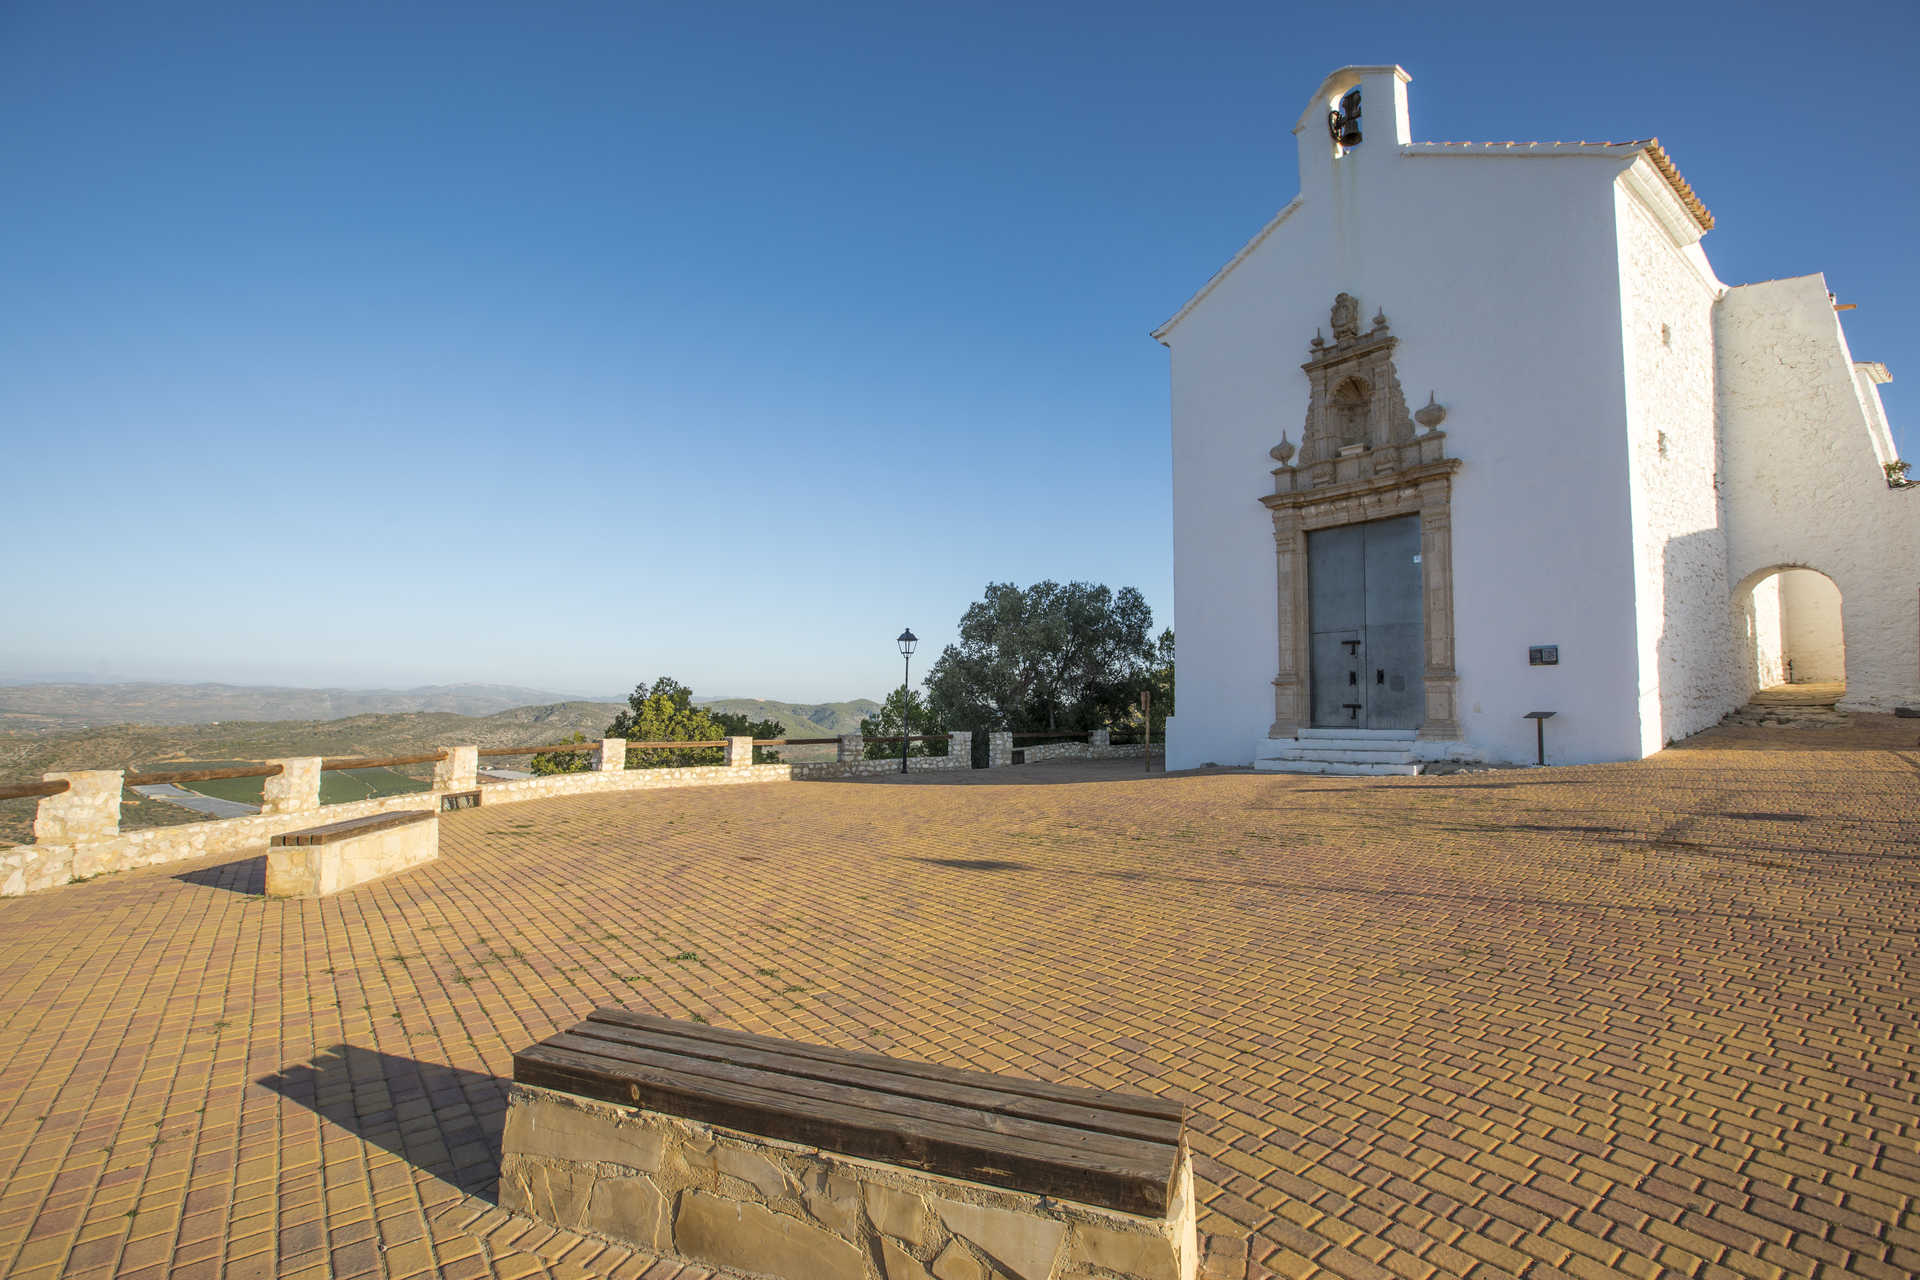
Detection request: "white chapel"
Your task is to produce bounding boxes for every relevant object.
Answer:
[1156,66,1917,771]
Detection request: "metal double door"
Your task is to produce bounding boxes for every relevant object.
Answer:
[1307,515,1425,729]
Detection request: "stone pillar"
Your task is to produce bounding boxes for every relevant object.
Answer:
[595,739,627,772]
[947,731,971,767]
[837,734,863,763]
[1089,728,1110,751]
[987,731,1013,768]
[725,736,754,768]
[34,771,123,845]
[260,758,322,816]
[1269,513,1307,739]
[434,745,479,791]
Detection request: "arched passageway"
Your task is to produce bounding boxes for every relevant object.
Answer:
[1733,566,1845,703]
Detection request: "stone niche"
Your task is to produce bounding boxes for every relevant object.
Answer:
[498,1083,1198,1280]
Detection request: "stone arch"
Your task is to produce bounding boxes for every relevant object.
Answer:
[1730,564,1845,700]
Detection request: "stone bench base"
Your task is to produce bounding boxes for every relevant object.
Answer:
[265,810,438,897]
[500,1083,1197,1280]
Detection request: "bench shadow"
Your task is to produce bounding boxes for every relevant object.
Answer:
[910,857,1033,872]
[259,1043,507,1202]
[175,855,266,895]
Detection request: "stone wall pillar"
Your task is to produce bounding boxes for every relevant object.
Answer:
[987,731,1013,768]
[595,739,627,772]
[724,736,754,768]
[260,758,322,816]
[947,731,971,767]
[434,745,478,791]
[34,771,123,845]
[837,734,863,763]
[1089,728,1111,749]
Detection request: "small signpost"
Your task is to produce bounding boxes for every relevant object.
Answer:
[1524,710,1556,766]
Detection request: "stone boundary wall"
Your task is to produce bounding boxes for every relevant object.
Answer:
[1014,732,1160,765]
[0,732,975,898]
[499,1083,1197,1280]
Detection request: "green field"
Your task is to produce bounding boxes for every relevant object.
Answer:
[159,761,431,807]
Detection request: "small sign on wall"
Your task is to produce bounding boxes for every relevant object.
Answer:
[1529,645,1560,666]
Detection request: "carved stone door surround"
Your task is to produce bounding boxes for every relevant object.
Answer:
[1262,295,1463,741]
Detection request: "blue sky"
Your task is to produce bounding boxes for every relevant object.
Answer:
[3,1,1912,702]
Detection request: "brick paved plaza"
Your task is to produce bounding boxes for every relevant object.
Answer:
[2,719,1917,1280]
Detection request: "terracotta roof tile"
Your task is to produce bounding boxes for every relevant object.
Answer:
[1412,137,1712,231]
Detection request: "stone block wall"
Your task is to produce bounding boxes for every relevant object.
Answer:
[499,1084,1196,1280]
[987,732,1013,768]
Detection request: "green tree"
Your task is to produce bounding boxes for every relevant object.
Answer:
[529,732,594,776]
[604,677,776,768]
[858,687,946,759]
[924,581,1160,732]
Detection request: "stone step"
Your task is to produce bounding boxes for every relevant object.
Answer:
[1267,735,1418,753]
[1296,727,1419,741]
[1253,757,1422,776]
[1263,746,1419,764]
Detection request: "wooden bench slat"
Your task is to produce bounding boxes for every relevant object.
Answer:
[586,1007,1184,1123]
[564,1017,1182,1146]
[540,1030,1171,1168]
[269,809,435,846]
[514,1041,1173,1215]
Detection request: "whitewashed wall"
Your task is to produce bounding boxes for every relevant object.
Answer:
[1781,569,1846,682]
[1160,68,1651,767]
[1614,185,1736,750]
[1717,274,1919,712]
[1744,573,1787,693]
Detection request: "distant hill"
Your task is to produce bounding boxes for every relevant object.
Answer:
[0,681,594,733]
[696,698,881,738]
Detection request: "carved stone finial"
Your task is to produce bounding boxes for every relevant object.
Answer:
[1329,293,1360,342]
[1370,308,1388,331]
[1414,391,1447,433]
[1310,329,1325,350]
[1270,433,1296,466]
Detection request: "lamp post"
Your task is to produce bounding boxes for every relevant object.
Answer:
[896,628,918,775]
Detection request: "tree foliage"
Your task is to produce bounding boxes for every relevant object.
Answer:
[858,687,946,759]
[924,581,1163,732]
[604,677,784,768]
[529,732,594,776]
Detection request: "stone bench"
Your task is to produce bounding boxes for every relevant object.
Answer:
[440,788,481,811]
[265,809,438,897]
[501,1008,1195,1280]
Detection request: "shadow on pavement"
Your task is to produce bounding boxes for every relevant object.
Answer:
[175,854,266,894]
[260,1044,507,1202]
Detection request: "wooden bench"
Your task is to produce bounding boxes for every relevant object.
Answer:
[500,1009,1196,1280]
[265,809,437,897]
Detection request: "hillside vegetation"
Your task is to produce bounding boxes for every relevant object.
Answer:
[0,681,598,733]
[0,701,620,845]
[695,698,880,739]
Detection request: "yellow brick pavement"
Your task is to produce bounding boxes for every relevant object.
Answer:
[1,717,1917,1279]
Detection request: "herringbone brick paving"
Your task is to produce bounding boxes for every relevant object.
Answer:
[1,718,1916,1279]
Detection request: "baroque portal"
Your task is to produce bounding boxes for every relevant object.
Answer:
[1262,295,1462,740]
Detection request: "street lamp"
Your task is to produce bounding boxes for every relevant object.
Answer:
[896,628,918,775]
